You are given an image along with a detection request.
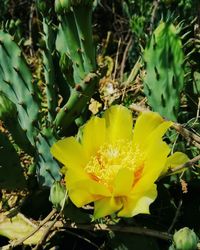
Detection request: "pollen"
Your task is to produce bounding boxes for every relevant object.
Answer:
[84,140,144,189]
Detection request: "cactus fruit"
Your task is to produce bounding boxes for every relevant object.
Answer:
[143,21,184,121]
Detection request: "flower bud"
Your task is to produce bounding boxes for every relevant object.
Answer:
[49,181,67,210]
[173,227,199,250]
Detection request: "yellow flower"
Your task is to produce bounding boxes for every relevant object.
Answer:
[51,105,188,219]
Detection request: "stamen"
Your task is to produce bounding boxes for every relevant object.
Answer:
[84,140,144,189]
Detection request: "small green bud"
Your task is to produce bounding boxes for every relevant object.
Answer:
[173,227,199,250]
[15,19,21,26]
[55,0,62,13]
[49,181,67,210]
[168,244,176,250]
[0,92,17,121]
[55,0,71,14]
[55,0,93,13]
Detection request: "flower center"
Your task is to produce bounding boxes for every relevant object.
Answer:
[84,140,144,189]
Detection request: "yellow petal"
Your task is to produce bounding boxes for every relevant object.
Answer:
[162,152,189,175]
[64,167,90,190]
[69,189,100,207]
[133,141,170,195]
[113,168,134,196]
[70,179,111,197]
[118,184,157,217]
[81,116,106,158]
[51,137,87,168]
[94,196,123,219]
[146,120,173,145]
[103,105,133,143]
[133,111,172,148]
[69,178,111,208]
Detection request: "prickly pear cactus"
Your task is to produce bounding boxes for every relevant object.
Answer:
[0,29,60,187]
[0,0,100,188]
[55,0,96,82]
[143,21,184,121]
[37,0,65,123]
[54,0,99,134]
[35,128,61,187]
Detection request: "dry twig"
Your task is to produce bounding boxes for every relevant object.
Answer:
[129,103,200,149]
[54,221,172,241]
[2,209,57,249]
[167,155,200,174]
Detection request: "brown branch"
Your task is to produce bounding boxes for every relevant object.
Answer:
[54,221,172,241]
[168,200,183,233]
[33,192,68,250]
[120,37,133,82]
[167,154,200,174]
[129,104,200,149]
[149,0,161,34]
[113,38,121,80]
[33,213,60,250]
[57,228,100,249]
[3,209,57,249]
[172,122,200,145]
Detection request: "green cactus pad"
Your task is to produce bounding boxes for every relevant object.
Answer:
[0,30,40,145]
[35,128,61,187]
[143,21,184,121]
[54,72,99,134]
[0,91,35,155]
